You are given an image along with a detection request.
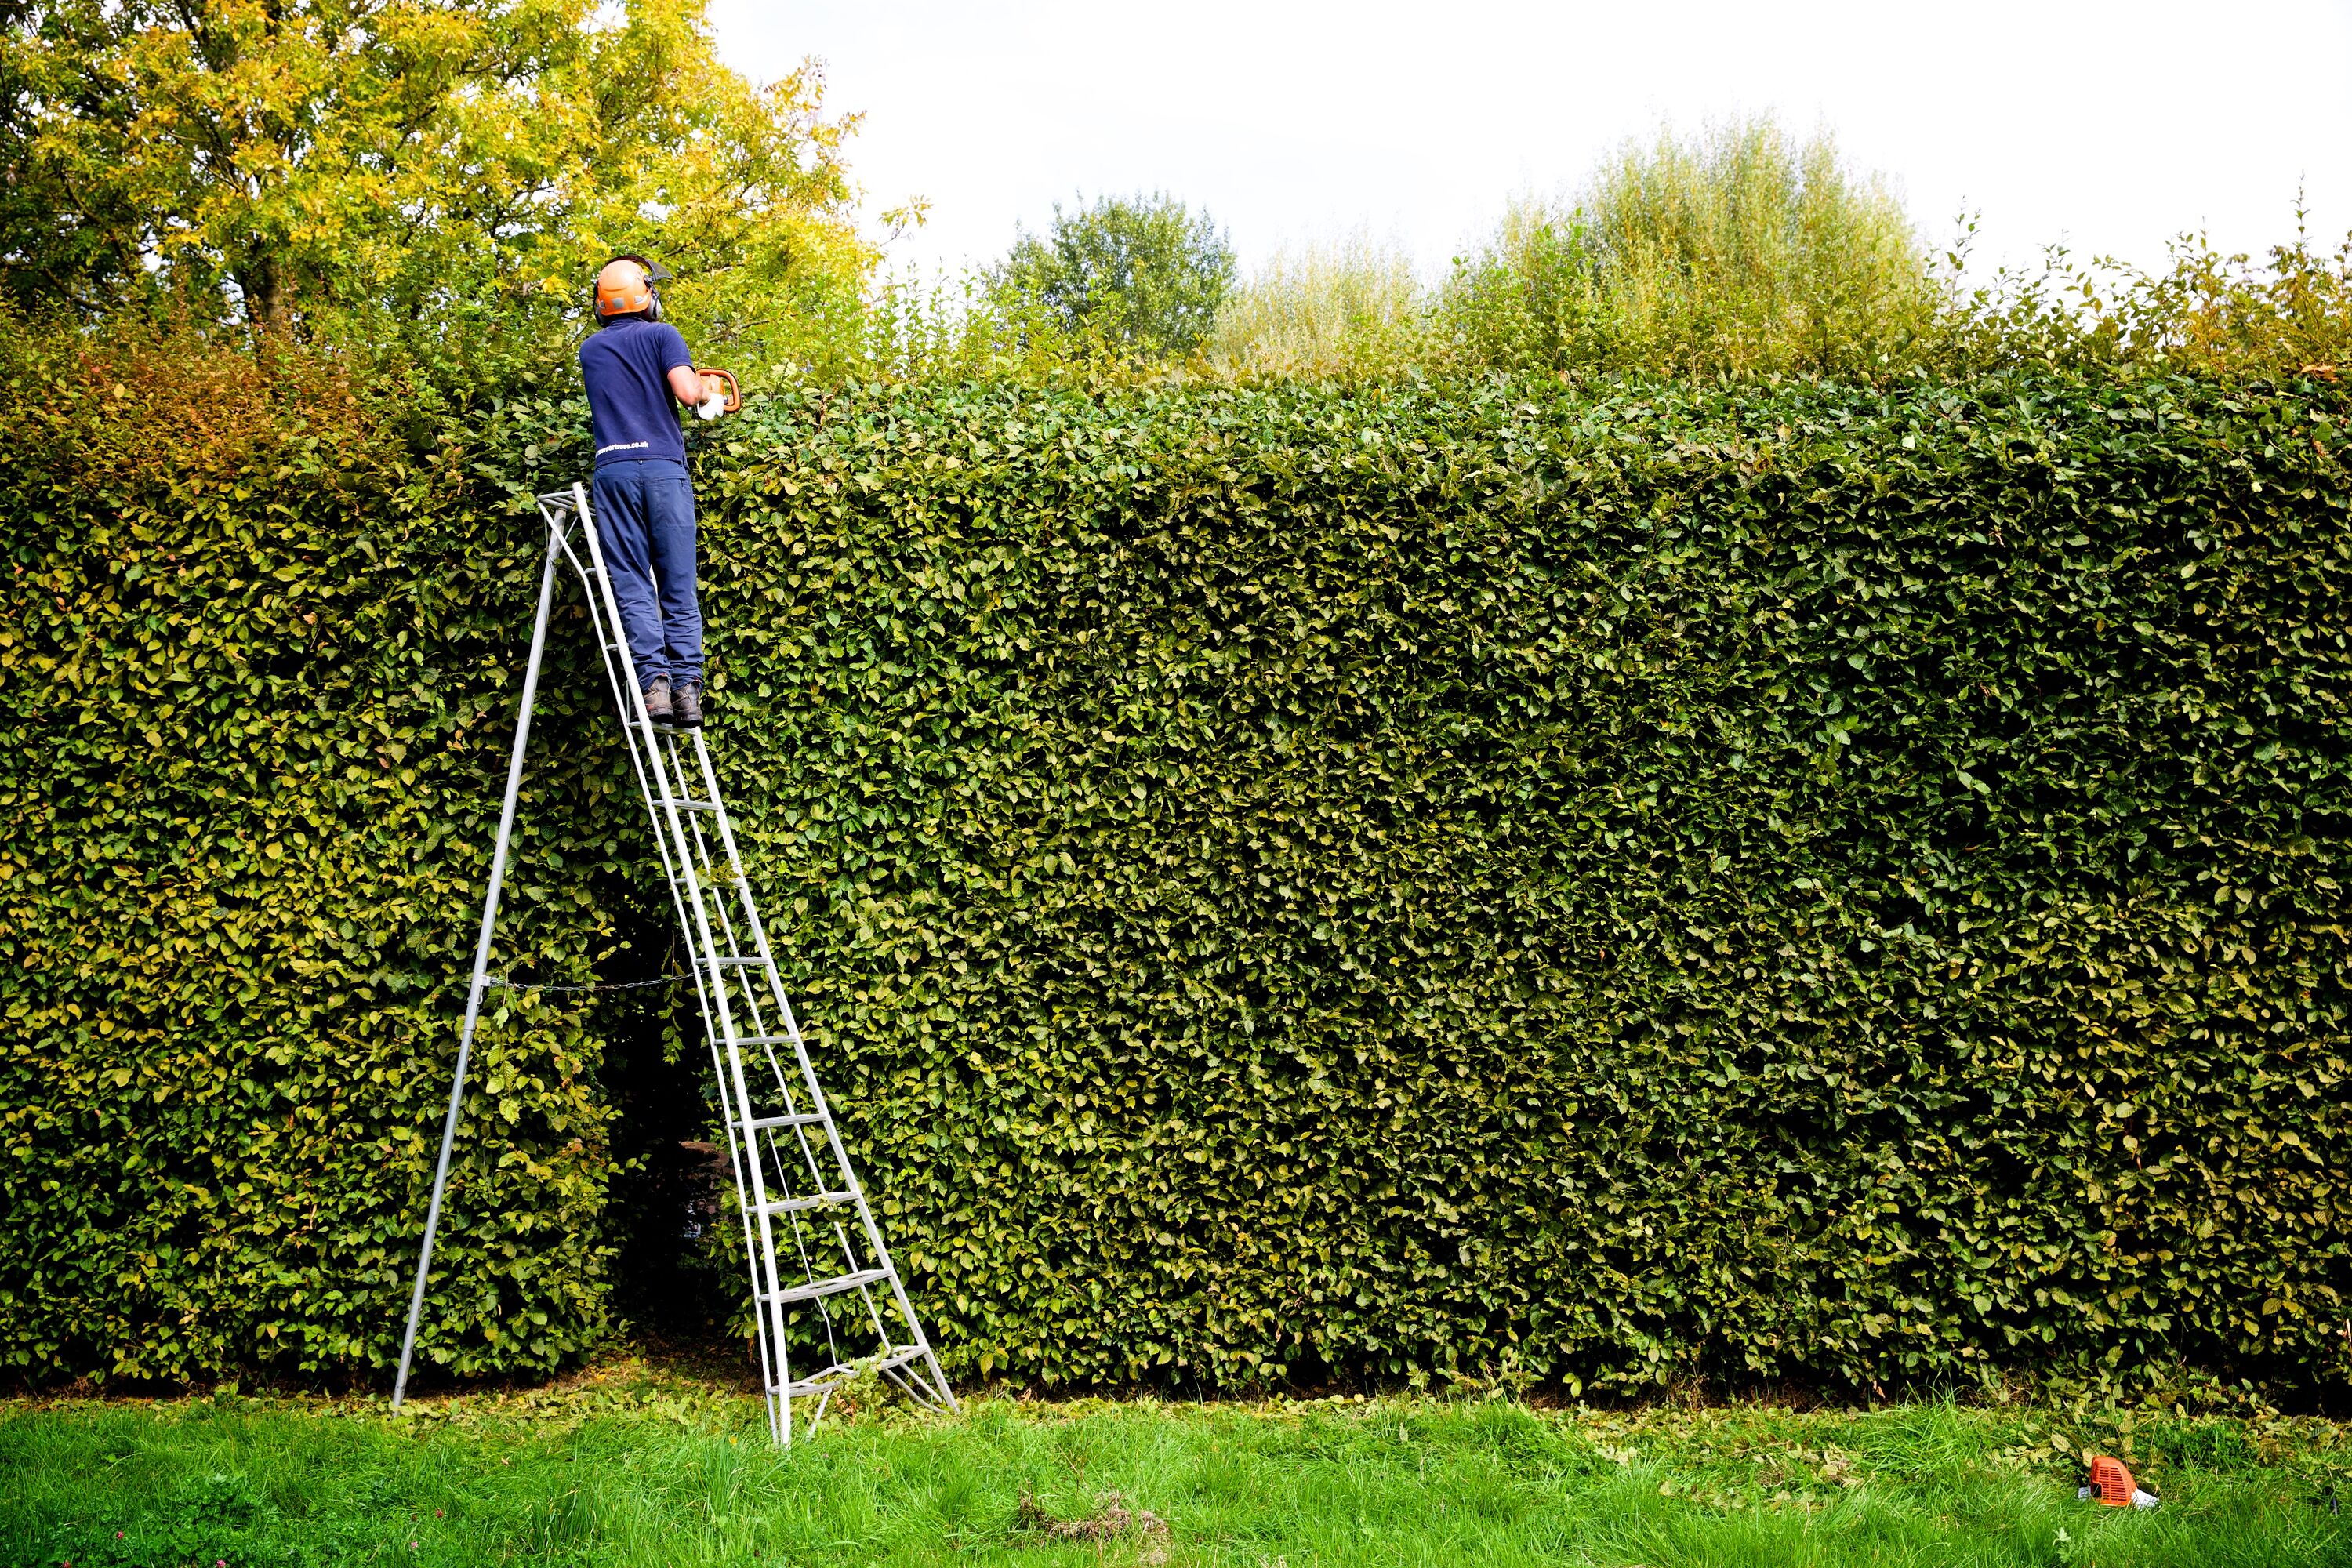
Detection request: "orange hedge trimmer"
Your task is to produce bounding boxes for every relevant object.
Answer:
[695,366,739,421]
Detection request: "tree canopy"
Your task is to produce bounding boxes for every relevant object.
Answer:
[0,0,869,365]
[987,192,1234,358]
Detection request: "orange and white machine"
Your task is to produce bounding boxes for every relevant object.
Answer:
[2080,1455,2160,1508]
[696,366,740,415]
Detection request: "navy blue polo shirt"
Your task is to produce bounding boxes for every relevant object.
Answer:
[579,317,694,467]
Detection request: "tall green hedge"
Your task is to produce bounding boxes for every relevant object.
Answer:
[5,336,2350,1398]
[0,345,622,1383]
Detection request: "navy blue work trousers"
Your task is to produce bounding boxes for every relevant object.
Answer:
[591,458,703,690]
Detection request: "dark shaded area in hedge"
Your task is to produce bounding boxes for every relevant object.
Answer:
[5,343,2348,1399]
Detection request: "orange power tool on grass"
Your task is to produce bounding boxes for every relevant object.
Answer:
[2080,1455,2160,1509]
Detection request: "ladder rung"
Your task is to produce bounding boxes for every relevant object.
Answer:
[654,797,718,812]
[774,1345,929,1398]
[744,1112,828,1133]
[731,1033,797,1047]
[710,956,763,968]
[760,1267,891,1306]
[752,1189,855,1218]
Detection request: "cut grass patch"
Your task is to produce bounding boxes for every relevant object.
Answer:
[2,1360,2346,1566]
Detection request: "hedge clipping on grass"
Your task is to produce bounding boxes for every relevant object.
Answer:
[4,336,2348,1399]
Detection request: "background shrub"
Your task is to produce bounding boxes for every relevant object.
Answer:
[1432,119,1945,379]
[1208,234,1425,378]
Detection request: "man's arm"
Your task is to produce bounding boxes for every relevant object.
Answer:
[666,365,703,406]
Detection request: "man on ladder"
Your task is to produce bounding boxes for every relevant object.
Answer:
[393,262,952,1442]
[581,254,728,728]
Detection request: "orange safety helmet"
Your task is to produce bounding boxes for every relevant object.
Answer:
[594,255,673,321]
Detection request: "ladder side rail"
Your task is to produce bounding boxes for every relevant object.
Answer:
[842,1276,916,1383]
[732,975,949,1406]
[656,731,883,1397]
[392,509,564,1412]
[659,731,809,1109]
[575,514,795,1446]
[705,949,858,1378]
[661,750,846,1213]
[695,950,820,1398]
[550,518,731,1080]
[837,1156,957,1410]
[774,1171,851,1379]
[660,761,848,1253]
[873,1358,951,1412]
[569,625,771,1203]
[685,736,818,1062]
[678,734,882,1252]
[661,772,866,1391]
[685,732,840,1123]
[688,730,961,1413]
[668,728,946,1414]
[550,517,698,920]
[661,738,817,1125]
[567,483,796,1444]
[550,518,771,1287]
[647,723,873,1434]
[682,728,942,1384]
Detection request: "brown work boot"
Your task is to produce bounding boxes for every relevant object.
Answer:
[672,680,703,728]
[642,675,672,724]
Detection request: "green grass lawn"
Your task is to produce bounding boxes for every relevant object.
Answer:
[2,1358,2346,1566]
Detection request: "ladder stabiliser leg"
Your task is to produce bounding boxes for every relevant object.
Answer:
[391,521,565,1412]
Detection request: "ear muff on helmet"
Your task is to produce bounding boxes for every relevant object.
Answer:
[594,255,674,321]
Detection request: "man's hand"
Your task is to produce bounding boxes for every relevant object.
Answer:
[666,364,705,407]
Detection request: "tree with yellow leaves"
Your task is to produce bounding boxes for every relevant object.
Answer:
[1,0,871,367]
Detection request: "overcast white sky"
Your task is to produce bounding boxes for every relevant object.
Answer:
[709,1,2352,287]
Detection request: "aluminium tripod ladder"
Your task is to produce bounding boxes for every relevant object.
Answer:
[390,483,955,1445]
